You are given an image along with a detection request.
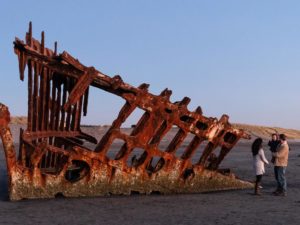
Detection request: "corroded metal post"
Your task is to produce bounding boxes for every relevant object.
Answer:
[0,23,252,201]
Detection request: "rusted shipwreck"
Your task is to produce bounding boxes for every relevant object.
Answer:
[0,23,252,201]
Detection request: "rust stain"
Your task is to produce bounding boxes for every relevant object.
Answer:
[0,22,252,201]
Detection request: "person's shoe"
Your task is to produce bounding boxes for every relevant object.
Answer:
[273,191,287,197]
[254,182,261,195]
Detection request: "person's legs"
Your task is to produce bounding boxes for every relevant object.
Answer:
[283,167,287,193]
[274,166,281,192]
[255,175,262,195]
[277,167,287,193]
[274,167,287,196]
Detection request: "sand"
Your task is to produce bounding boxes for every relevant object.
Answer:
[0,125,300,225]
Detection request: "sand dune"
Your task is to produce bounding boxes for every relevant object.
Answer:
[10,116,27,125]
[9,116,300,140]
[233,123,300,140]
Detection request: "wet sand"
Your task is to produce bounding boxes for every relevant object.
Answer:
[0,126,300,225]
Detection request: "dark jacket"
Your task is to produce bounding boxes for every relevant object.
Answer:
[268,140,280,152]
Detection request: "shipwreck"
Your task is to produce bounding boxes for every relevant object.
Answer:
[0,23,252,201]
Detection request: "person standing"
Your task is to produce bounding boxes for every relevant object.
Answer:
[252,138,269,195]
[272,134,289,196]
[268,133,280,152]
[268,133,280,163]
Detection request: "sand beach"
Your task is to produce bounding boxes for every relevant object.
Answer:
[0,125,299,225]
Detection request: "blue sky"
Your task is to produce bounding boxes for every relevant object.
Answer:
[1,0,300,128]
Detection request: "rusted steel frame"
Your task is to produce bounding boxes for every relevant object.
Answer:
[74,96,83,131]
[77,131,97,144]
[49,76,56,131]
[151,96,190,153]
[18,128,26,165]
[83,87,89,116]
[41,146,61,169]
[45,144,66,170]
[70,93,86,132]
[48,76,56,145]
[148,120,168,145]
[16,50,26,81]
[21,140,72,168]
[63,67,97,111]
[60,51,86,71]
[15,42,173,121]
[45,145,72,157]
[142,120,174,170]
[198,129,241,169]
[27,60,33,131]
[181,136,204,160]
[30,143,49,168]
[165,129,188,153]
[55,137,87,150]
[196,125,244,166]
[0,104,17,174]
[44,68,51,131]
[114,110,151,160]
[220,128,250,147]
[38,67,46,131]
[22,129,97,144]
[15,36,244,151]
[197,131,226,165]
[17,137,36,168]
[22,130,82,141]
[66,137,84,145]
[59,78,68,131]
[14,39,84,80]
[128,112,150,137]
[120,114,167,168]
[64,77,72,131]
[116,112,166,168]
[94,101,137,153]
[21,138,37,150]
[54,84,62,132]
[208,129,250,170]
[25,21,33,47]
[207,146,231,170]
[32,62,39,132]
[197,142,218,166]
[70,101,77,131]
[14,39,139,97]
[28,28,54,57]
[169,107,203,157]
[0,24,253,201]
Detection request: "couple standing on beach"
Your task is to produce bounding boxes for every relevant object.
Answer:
[252,133,289,196]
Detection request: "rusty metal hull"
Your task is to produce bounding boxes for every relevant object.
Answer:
[0,23,252,201]
[8,165,252,201]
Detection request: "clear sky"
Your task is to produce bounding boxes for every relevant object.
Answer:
[1,0,300,128]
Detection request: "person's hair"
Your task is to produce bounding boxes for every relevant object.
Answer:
[272,133,278,137]
[252,138,263,156]
[279,134,287,141]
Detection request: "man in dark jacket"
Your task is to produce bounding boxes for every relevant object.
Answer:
[268,133,280,164]
[268,133,280,153]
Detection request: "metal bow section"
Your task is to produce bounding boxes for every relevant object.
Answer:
[0,23,252,200]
